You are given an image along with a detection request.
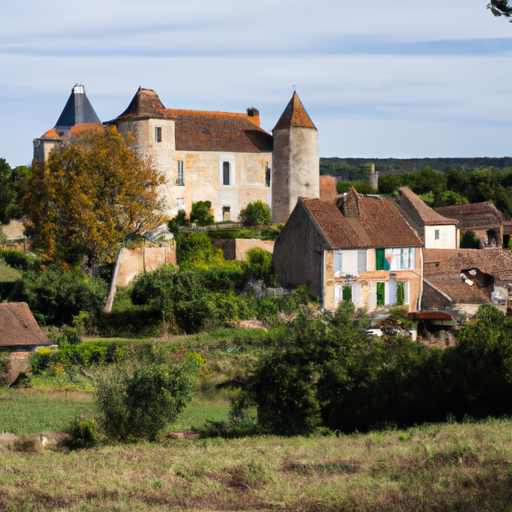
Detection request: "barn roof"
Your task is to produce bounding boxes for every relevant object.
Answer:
[0,303,50,347]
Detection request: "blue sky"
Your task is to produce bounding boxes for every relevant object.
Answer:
[1,0,511,167]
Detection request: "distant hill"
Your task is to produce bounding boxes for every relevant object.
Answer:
[320,157,512,178]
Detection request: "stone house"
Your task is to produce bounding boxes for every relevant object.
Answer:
[0,302,51,386]
[435,202,504,248]
[273,188,423,312]
[393,187,459,249]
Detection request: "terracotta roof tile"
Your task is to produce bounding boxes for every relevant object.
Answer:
[396,187,458,226]
[0,303,50,347]
[302,189,421,250]
[273,92,316,131]
[435,202,503,229]
[109,88,272,153]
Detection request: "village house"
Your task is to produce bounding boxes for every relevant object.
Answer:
[393,186,459,249]
[273,188,423,312]
[0,302,51,386]
[435,202,504,248]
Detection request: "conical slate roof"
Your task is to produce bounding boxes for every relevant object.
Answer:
[54,84,101,130]
[273,92,316,131]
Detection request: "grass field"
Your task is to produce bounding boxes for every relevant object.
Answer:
[2,418,512,511]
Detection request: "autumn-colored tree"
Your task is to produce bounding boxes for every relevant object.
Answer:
[24,127,166,266]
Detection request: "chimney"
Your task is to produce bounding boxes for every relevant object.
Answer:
[246,107,260,126]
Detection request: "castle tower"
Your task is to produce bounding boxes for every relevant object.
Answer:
[271,92,319,224]
[33,84,102,162]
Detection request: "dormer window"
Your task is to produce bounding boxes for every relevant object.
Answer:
[155,126,162,143]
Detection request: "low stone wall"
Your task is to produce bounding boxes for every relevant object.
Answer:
[116,246,177,287]
[213,239,274,261]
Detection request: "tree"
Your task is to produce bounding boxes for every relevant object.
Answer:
[488,0,512,19]
[0,159,30,224]
[24,127,166,266]
[239,200,271,227]
[190,201,214,226]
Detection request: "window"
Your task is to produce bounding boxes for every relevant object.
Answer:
[155,126,162,143]
[223,161,230,185]
[435,229,440,240]
[334,250,343,276]
[343,286,352,301]
[377,248,415,271]
[334,249,366,276]
[177,160,184,186]
[222,206,231,221]
[265,163,271,187]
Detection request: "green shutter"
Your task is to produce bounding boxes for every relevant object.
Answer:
[396,282,405,306]
[376,249,385,270]
[342,286,352,301]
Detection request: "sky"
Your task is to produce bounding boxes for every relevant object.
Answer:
[1,0,511,167]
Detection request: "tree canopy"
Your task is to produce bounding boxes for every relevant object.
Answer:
[0,159,30,224]
[488,0,512,18]
[24,127,166,266]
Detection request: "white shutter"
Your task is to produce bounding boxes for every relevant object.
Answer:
[352,284,362,306]
[387,279,397,305]
[358,250,367,273]
[334,250,342,277]
[335,284,343,304]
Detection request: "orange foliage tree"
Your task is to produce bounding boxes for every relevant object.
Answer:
[24,127,167,266]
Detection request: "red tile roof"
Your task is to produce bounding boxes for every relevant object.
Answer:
[273,92,316,131]
[109,87,272,153]
[0,303,50,347]
[396,187,458,226]
[302,188,421,249]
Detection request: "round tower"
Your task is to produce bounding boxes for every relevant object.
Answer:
[271,92,319,224]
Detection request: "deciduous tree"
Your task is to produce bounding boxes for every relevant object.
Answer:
[24,127,166,266]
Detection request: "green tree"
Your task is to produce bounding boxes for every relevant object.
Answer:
[0,159,30,224]
[24,127,166,267]
[488,0,512,18]
[190,201,214,226]
[239,200,271,227]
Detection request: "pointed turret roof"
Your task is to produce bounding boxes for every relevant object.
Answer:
[54,84,101,131]
[109,87,175,123]
[273,92,316,131]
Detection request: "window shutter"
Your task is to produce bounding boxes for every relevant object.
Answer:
[376,249,385,270]
[358,250,367,273]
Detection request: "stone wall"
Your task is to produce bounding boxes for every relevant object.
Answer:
[116,246,177,287]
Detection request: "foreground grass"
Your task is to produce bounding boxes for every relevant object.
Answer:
[1,418,512,511]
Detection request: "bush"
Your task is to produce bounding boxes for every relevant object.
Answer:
[0,248,39,272]
[9,267,108,326]
[62,416,99,450]
[95,347,201,441]
[336,181,377,195]
[239,201,271,227]
[243,248,275,284]
[190,201,215,226]
[176,232,224,265]
[168,209,190,235]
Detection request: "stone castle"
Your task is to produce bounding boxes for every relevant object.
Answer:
[34,85,319,223]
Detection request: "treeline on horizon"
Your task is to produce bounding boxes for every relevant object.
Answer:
[320,156,512,177]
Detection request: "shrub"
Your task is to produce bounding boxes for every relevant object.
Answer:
[0,248,39,272]
[62,415,99,450]
[95,347,201,441]
[239,200,271,227]
[190,201,215,226]
[243,248,275,284]
[460,230,481,249]
[176,232,224,265]
[336,181,377,195]
[168,209,191,235]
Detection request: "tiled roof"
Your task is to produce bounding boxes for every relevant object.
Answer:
[301,188,421,249]
[273,92,316,131]
[110,88,272,153]
[423,248,512,285]
[425,279,490,304]
[167,110,272,153]
[302,198,373,249]
[435,202,503,228]
[396,187,458,226]
[0,303,50,347]
[55,84,101,130]
[69,124,104,136]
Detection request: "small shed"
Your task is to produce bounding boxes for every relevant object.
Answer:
[0,302,51,385]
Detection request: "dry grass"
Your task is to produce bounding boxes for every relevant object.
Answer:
[1,419,512,511]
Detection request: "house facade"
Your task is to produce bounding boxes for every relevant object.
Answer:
[273,189,423,312]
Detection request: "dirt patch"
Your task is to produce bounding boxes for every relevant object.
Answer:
[0,432,65,451]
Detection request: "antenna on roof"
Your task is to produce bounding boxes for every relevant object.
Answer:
[292,84,296,91]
